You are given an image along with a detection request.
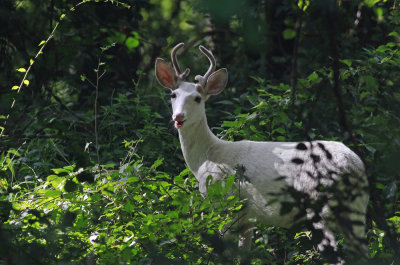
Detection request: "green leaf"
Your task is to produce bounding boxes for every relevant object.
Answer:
[125,37,140,50]
[234,204,243,211]
[223,174,235,192]
[364,0,381,7]
[307,72,322,83]
[23,80,29,86]
[44,190,62,198]
[375,7,383,18]
[276,136,286,141]
[388,31,399,37]
[273,127,286,134]
[8,149,21,156]
[282,29,296,40]
[151,158,163,169]
[47,175,65,189]
[30,59,34,65]
[298,0,310,11]
[123,201,134,213]
[11,86,19,90]
[102,163,115,168]
[16,68,26,72]
[360,91,371,99]
[60,14,66,20]
[131,31,140,39]
[340,59,352,67]
[38,40,46,46]
[126,176,139,183]
[52,166,74,174]
[227,195,235,201]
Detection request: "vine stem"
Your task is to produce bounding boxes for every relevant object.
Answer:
[0,21,60,139]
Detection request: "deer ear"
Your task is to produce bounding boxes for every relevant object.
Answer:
[155,58,176,90]
[205,68,228,95]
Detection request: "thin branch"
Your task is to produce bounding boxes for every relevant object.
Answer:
[94,59,102,166]
[83,57,106,166]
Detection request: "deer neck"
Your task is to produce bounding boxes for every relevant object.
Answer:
[178,115,220,175]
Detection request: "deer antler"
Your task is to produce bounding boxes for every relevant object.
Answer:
[195,45,216,87]
[171,43,190,81]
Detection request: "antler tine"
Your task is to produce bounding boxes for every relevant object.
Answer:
[195,45,216,87]
[171,42,190,81]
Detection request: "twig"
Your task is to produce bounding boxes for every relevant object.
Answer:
[83,58,106,166]
[94,59,101,166]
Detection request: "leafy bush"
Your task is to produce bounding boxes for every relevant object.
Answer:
[2,0,400,264]
[1,152,244,264]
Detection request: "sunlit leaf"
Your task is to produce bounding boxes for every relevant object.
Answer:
[340,59,352,67]
[364,0,382,7]
[283,28,296,40]
[8,149,21,156]
[125,37,140,50]
[44,190,62,198]
[298,0,310,11]
[151,158,163,169]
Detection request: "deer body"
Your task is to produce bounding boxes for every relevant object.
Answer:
[177,102,366,227]
[155,43,369,258]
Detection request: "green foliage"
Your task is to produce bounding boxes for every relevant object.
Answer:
[1,155,243,264]
[1,0,400,264]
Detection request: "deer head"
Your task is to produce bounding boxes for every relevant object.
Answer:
[155,43,228,129]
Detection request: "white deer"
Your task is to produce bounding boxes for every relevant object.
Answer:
[155,43,369,260]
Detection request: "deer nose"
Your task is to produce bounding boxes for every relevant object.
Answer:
[173,113,185,122]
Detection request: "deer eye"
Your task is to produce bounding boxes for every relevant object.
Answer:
[171,93,176,99]
[194,96,201,103]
